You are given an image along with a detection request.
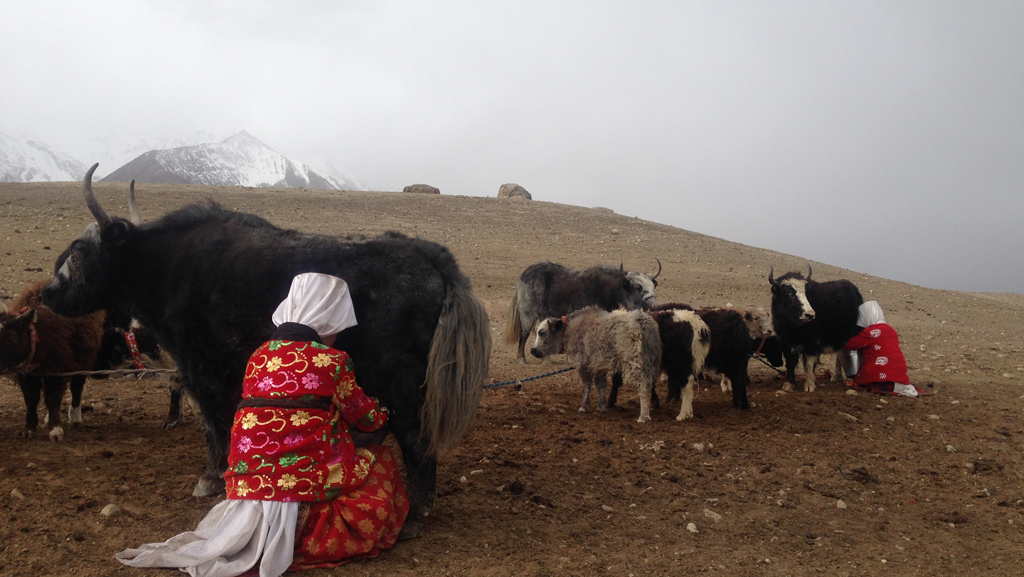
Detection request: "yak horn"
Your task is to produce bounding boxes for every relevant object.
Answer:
[806,264,813,280]
[82,163,113,230]
[651,258,662,281]
[768,265,777,286]
[128,180,143,225]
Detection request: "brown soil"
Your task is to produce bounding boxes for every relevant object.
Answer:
[1,182,1022,576]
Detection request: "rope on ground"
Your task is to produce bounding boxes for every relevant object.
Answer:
[16,368,179,378]
[749,353,785,376]
[484,366,576,390]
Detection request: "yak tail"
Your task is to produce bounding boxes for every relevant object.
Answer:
[503,284,522,347]
[422,280,492,456]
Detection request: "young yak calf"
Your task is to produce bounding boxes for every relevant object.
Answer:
[530,307,661,423]
[0,280,104,440]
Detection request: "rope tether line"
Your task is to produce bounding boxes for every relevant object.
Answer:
[484,366,576,389]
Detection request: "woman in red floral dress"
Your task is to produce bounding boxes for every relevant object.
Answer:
[843,300,916,396]
[117,273,408,576]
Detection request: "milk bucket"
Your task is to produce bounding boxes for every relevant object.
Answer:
[838,350,860,378]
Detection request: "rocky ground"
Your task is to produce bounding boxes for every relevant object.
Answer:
[0,181,1022,576]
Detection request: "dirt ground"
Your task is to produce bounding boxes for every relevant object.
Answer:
[1,181,1022,577]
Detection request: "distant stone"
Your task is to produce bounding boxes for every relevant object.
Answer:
[836,500,848,509]
[10,488,24,500]
[703,509,723,522]
[686,522,698,533]
[498,183,532,199]
[403,184,440,194]
[601,505,614,512]
[101,504,122,517]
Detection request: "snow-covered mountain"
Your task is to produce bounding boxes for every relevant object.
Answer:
[102,131,365,191]
[0,129,367,191]
[0,132,88,182]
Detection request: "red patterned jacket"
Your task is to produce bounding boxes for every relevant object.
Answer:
[224,340,387,502]
[843,323,910,386]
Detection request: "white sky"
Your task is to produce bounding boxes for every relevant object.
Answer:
[2,1,1022,293]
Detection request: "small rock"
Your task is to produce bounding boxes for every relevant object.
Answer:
[703,508,723,522]
[845,389,858,395]
[838,412,858,422]
[887,416,895,423]
[836,500,848,509]
[459,476,468,483]
[100,504,122,517]
[26,462,37,469]
[601,505,614,512]
[686,522,698,533]
[10,488,25,500]
[965,462,976,473]
[946,445,956,453]
[928,414,941,420]
[691,443,705,452]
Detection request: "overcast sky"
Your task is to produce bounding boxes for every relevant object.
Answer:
[3,1,1022,293]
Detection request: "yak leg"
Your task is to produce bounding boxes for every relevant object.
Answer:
[165,378,183,429]
[18,375,42,439]
[729,367,751,410]
[394,426,436,541]
[43,377,68,441]
[831,353,845,383]
[607,373,622,407]
[595,371,609,412]
[578,368,594,413]
[517,332,529,364]
[675,375,695,421]
[187,379,233,497]
[68,375,85,426]
[781,348,800,392]
[803,355,819,392]
[720,375,732,393]
[636,371,652,424]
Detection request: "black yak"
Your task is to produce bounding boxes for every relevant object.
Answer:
[769,265,863,391]
[41,164,491,539]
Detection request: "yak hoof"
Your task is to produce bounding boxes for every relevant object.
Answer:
[578,407,587,414]
[398,519,425,541]
[804,383,817,393]
[597,405,607,413]
[49,427,64,442]
[69,406,83,426]
[22,429,35,439]
[781,382,794,392]
[163,419,180,430]
[192,477,225,497]
[637,414,651,424]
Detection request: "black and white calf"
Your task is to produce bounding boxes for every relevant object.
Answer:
[530,307,662,423]
[769,265,863,392]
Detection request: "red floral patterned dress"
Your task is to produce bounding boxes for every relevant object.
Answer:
[224,340,409,568]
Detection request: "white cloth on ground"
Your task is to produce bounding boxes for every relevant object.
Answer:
[271,272,358,338]
[115,499,298,577]
[893,383,919,397]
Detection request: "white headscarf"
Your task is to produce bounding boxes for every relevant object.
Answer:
[271,273,358,338]
[856,300,886,328]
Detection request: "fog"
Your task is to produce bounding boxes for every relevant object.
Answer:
[2,1,1021,292]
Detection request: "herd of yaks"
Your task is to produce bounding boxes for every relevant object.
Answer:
[503,259,865,424]
[0,165,867,532]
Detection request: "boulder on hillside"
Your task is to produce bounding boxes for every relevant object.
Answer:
[498,183,532,200]
[403,184,440,194]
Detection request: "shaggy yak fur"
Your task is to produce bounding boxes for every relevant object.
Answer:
[41,165,492,539]
[0,280,104,441]
[530,307,662,423]
[504,260,660,363]
[769,265,863,392]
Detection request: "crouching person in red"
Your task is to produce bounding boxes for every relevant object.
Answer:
[843,300,916,397]
[117,273,408,576]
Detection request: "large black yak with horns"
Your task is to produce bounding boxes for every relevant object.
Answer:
[41,164,492,538]
[769,264,862,392]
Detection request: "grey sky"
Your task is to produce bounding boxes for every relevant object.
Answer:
[3,1,1022,293]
